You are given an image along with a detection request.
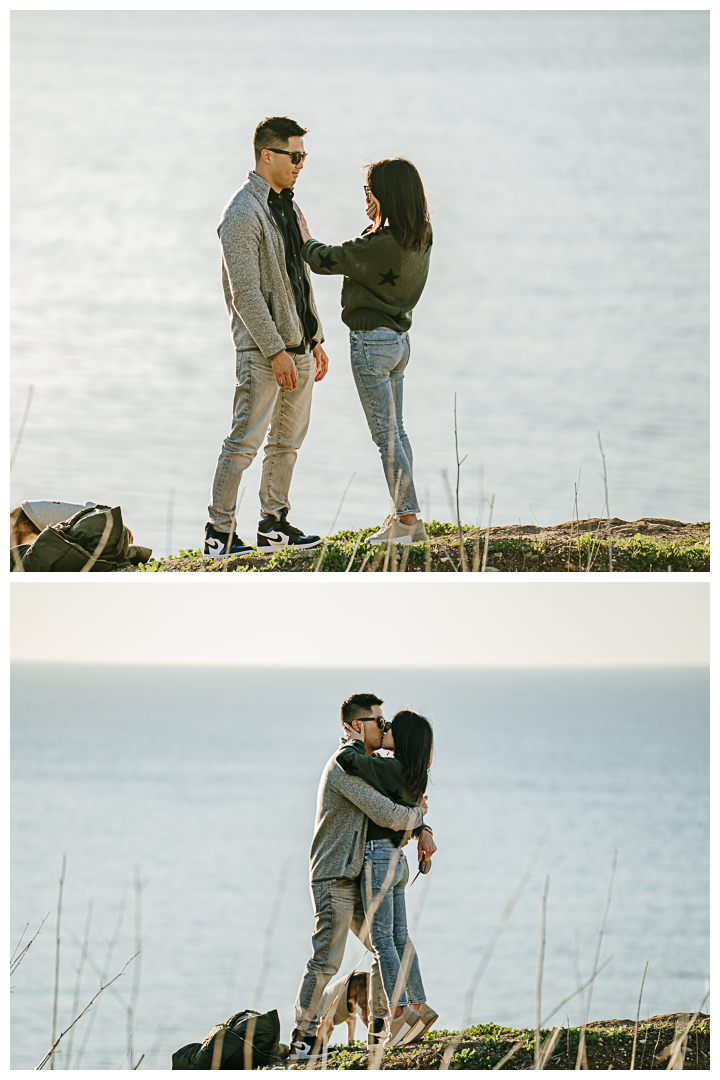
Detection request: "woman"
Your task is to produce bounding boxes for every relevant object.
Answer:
[298,159,432,546]
[337,710,438,1047]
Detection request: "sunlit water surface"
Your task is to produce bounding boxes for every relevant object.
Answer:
[10,11,708,555]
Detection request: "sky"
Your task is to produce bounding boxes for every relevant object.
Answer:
[9,579,709,668]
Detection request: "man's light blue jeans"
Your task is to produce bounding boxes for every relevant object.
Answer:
[359,840,426,1012]
[208,346,314,533]
[350,329,421,517]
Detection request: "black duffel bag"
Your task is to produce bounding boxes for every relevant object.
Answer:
[172,1008,282,1070]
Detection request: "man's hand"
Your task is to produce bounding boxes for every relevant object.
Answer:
[313,343,329,383]
[270,350,298,391]
[417,829,437,860]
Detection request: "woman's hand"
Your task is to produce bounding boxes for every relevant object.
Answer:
[297,211,312,244]
[365,191,381,224]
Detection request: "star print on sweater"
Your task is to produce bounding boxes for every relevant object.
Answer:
[319,252,337,271]
[379,268,400,286]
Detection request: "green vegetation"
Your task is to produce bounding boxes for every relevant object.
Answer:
[125,522,709,573]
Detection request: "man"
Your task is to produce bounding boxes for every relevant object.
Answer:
[204,116,329,558]
[288,692,437,1063]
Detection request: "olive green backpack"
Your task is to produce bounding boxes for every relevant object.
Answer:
[172,1008,282,1070]
[11,504,147,572]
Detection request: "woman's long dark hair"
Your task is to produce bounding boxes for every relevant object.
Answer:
[390,709,434,798]
[366,158,431,252]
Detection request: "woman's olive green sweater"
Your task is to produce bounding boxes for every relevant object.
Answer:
[301,225,432,334]
[337,739,420,847]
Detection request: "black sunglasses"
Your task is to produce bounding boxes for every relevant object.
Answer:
[267,148,307,165]
[355,716,386,730]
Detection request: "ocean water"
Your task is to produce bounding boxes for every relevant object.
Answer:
[10,11,709,556]
[10,664,709,1069]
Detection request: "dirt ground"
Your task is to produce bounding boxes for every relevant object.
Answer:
[305,1012,709,1070]
[133,517,709,573]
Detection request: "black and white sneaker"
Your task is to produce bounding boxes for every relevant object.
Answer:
[256,511,322,552]
[286,1028,322,1064]
[203,523,253,559]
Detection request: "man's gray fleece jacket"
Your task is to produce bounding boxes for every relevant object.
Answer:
[310,746,424,883]
[218,171,324,359]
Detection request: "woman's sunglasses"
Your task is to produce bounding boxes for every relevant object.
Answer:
[267,148,307,165]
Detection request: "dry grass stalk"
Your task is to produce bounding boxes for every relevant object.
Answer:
[437,539,459,572]
[572,928,584,1027]
[73,884,129,1068]
[10,913,50,977]
[64,900,93,1069]
[663,986,709,1070]
[254,857,293,1008]
[575,849,617,1069]
[80,512,114,573]
[345,535,362,573]
[10,383,35,474]
[488,955,615,1070]
[399,544,410,572]
[314,473,356,572]
[453,394,468,571]
[50,855,66,1069]
[540,955,613,1029]
[629,960,649,1070]
[535,875,550,1068]
[440,837,546,1070]
[243,1016,257,1070]
[367,548,385,573]
[36,952,139,1070]
[537,1025,562,1069]
[597,432,613,572]
[125,868,143,1069]
[566,473,581,570]
[472,536,481,572]
[481,495,495,572]
[424,542,432,573]
[166,487,176,561]
[132,1053,145,1069]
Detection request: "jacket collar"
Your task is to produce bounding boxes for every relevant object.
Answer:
[245,169,272,200]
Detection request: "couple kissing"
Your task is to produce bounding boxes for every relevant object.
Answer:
[288,692,439,1064]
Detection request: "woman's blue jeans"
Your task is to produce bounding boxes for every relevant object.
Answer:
[350,329,421,517]
[360,840,426,1012]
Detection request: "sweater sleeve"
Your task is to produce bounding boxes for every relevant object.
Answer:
[337,742,416,805]
[218,208,286,360]
[328,766,424,832]
[301,232,384,284]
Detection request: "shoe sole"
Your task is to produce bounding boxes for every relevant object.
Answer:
[204,549,253,559]
[386,1014,425,1048]
[407,1014,439,1042]
[368,534,413,546]
[257,539,322,551]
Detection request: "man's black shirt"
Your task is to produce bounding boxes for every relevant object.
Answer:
[267,187,318,354]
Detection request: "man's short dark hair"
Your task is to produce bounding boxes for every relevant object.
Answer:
[341,692,384,724]
[254,116,308,160]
